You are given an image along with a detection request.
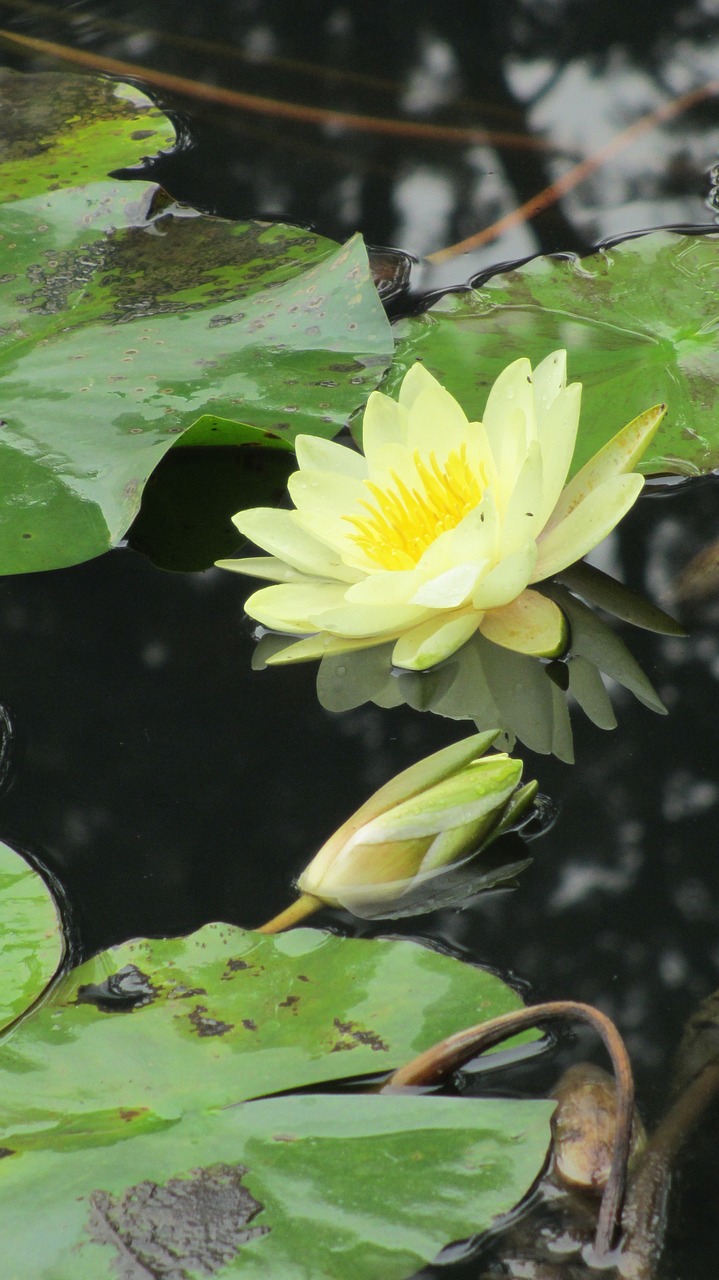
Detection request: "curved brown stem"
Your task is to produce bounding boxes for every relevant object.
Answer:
[383,999,634,1262]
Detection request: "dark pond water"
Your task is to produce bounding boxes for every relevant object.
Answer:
[2,1,719,1276]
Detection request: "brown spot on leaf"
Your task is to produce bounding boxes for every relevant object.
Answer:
[242,1019,258,1032]
[187,1005,234,1038]
[87,1162,267,1277]
[278,995,299,1010]
[332,1017,389,1052]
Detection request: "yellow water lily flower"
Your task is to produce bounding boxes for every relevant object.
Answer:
[218,352,665,671]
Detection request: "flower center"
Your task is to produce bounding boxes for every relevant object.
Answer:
[345,444,484,570]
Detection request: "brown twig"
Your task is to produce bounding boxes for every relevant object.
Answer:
[428,81,719,262]
[383,999,634,1261]
[0,0,519,118]
[0,27,556,152]
[620,1062,719,1278]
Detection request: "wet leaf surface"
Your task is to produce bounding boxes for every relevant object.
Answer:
[0,180,392,574]
[0,71,393,575]
[0,1095,553,1279]
[0,924,549,1277]
[0,69,175,202]
[0,841,63,1033]
[0,923,534,1115]
[387,230,719,479]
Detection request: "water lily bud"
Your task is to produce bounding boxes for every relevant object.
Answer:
[295,731,538,919]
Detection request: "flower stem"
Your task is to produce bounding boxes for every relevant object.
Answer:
[255,893,323,934]
[382,999,634,1263]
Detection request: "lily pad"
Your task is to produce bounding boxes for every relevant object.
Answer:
[0,69,176,202]
[386,229,719,478]
[0,924,549,1276]
[0,841,63,1033]
[0,924,534,1118]
[0,1094,553,1279]
[0,179,393,573]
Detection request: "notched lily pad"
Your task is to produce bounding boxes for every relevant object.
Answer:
[387,229,719,478]
[0,183,392,573]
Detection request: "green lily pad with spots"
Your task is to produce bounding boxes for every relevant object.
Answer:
[386,229,719,478]
[0,69,393,574]
[0,1093,553,1279]
[0,923,534,1116]
[0,178,393,574]
[0,841,64,1034]
[0,69,176,202]
[0,922,550,1278]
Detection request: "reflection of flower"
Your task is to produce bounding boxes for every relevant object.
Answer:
[258,731,538,928]
[219,353,665,671]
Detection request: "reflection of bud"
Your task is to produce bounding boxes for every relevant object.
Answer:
[258,731,538,931]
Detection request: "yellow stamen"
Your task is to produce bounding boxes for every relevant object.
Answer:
[345,444,485,570]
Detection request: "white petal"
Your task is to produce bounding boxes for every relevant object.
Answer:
[314,600,430,637]
[345,569,424,605]
[420,496,499,577]
[397,361,444,409]
[480,590,567,657]
[411,562,485,608]
[391,611,481,671]
[536,382,582,528]
[362,390,410,461]
[266,632,389,664]
[365,440,419,489]
[244,581,349,632]
[406,383,469,458]
[531,349,567,417]
[472,542,537,609]
[289,470,371,563]
[482,357,537,488]
[233,506,361,582]
[295,434,367,478]
[499,439,545,554]
[215,555,312,583]
[533,474,644,581]
[545,402,666,532]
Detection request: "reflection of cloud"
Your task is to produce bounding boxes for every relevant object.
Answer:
[663,769,719,821]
